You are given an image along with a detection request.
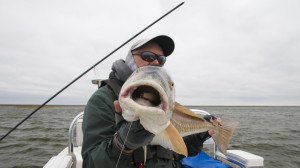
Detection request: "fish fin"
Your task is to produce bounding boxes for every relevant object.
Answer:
[172,102,210,136]
[174,102,205,121]
[152,123,188,156]
[212,120,239,155]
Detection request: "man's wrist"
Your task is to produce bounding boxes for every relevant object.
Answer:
[113,135,134,154]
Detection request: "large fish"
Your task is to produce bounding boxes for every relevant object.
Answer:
[119,65,238,156]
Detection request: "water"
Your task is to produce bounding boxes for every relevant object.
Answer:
[0,105,85,168]
[0,105,299,168]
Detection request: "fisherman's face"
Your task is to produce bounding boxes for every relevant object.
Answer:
[132,42,164,67]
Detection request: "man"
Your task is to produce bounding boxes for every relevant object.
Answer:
[82,35,214,168]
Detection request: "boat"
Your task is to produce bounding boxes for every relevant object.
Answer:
[43,108,264,168]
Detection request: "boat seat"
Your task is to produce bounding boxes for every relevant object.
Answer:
[68,112,84,168]
[70,112,84,147]
[70,147,83,168]
[73,118,83,147]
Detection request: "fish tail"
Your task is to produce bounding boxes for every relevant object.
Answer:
[212,120,239,155]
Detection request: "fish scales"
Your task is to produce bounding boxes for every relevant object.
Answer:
[171,107,214,137]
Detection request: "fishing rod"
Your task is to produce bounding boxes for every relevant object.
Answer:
[0,2,185,142]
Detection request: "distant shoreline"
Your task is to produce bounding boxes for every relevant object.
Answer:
[0,104,299,108]
[0,104,85,108]
[186,105,300,108]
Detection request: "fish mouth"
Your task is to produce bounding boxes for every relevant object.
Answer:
[120,82,168,112]
[132,85,161,106]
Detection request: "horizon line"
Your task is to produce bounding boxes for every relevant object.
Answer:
[0,104,299,107]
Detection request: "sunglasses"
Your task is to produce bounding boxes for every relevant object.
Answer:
[132,51,166,65]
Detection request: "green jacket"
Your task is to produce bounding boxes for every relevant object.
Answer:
[82,79,209,168]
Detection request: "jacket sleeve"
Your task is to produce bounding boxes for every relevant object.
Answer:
[183,132,211,156]
[81,86,133,168]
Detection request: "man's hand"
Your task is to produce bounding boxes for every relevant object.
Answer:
[203,115,222,136]
[113,100,154,151]
[114,100,122,113]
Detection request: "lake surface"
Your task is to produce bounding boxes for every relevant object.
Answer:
[0,105,299,168]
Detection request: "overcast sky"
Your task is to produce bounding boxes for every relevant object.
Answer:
[0,0,299,106]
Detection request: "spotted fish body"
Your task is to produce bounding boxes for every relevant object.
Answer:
[119,65,238,156]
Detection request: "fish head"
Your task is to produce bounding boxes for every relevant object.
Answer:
[119,65,175,134]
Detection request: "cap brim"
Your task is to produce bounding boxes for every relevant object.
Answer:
[131,35,175,56]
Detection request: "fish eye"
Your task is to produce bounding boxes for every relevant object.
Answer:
[170,82,174,89]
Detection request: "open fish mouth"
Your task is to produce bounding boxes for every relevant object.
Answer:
[120,81,168,113]
[132,85,161,106]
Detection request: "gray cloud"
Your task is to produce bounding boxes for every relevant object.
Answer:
[0,0,300,105]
